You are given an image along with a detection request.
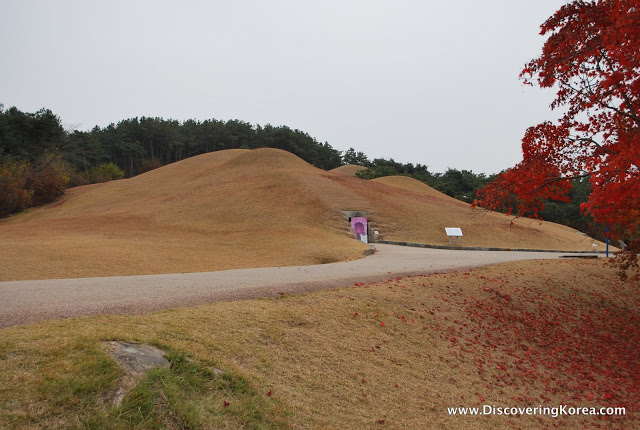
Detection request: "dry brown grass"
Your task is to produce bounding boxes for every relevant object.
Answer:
[370,175,607,252]
[0,149,606,281]
[328,164,367,176]
[0,149,367,281]
[1,259,637,429]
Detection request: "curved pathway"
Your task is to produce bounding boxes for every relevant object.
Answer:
[0,244,601,328]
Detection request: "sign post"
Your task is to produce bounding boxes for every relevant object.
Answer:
[445,227,463,246]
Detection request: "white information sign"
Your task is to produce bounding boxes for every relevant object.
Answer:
[445,227,463,246]
[445,227,463,237]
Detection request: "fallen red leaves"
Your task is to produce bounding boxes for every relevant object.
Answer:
[346,262,638,427]
[428,267,640,427]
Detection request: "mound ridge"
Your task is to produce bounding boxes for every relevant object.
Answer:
[372,175,463,201]
[0,149,606,281]
[329,164,367,176]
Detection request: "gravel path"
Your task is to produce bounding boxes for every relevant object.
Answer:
[0,244,601,328]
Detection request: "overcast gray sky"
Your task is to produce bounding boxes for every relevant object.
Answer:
[0,0,567,173]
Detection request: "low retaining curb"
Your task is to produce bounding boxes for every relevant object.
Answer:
[376,240,609,254]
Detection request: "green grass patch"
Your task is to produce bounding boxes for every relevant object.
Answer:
[0,337,288,430]
[88,348,285,430]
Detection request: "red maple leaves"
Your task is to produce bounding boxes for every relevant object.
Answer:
[474,0,640,277]
[427,269,640,426]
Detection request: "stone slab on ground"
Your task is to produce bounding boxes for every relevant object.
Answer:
[103,341,170,376]
[102,341,171,406]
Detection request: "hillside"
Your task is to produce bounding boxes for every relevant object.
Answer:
[370,175,606,251]
[329,164,367,176]
[0,149,606,281]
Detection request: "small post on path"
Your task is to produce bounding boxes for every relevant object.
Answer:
[606,226,610,258]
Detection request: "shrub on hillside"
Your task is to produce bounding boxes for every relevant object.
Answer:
[67,170,90,188]
[88,162,125,183]
[0,153,71,217]
[0,159,32,217]
[139,158,162,174]
[27,153,71,206]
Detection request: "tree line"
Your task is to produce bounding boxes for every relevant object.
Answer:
[0,104,343,216]
[0,103,600,240]
[68,117,344,177]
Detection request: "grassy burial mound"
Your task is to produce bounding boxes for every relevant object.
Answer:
[0,149,605,281]
[369,175,607,252]
[328,164,367,176]
[0,149,368,281]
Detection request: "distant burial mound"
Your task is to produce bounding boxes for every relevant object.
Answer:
[329,164,367,176]
[0,149,606,281]
[370,175,606,252]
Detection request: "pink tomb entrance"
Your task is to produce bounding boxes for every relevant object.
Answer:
[350,216,368,243]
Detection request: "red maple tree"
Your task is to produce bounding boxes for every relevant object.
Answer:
[474,0,640,277]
